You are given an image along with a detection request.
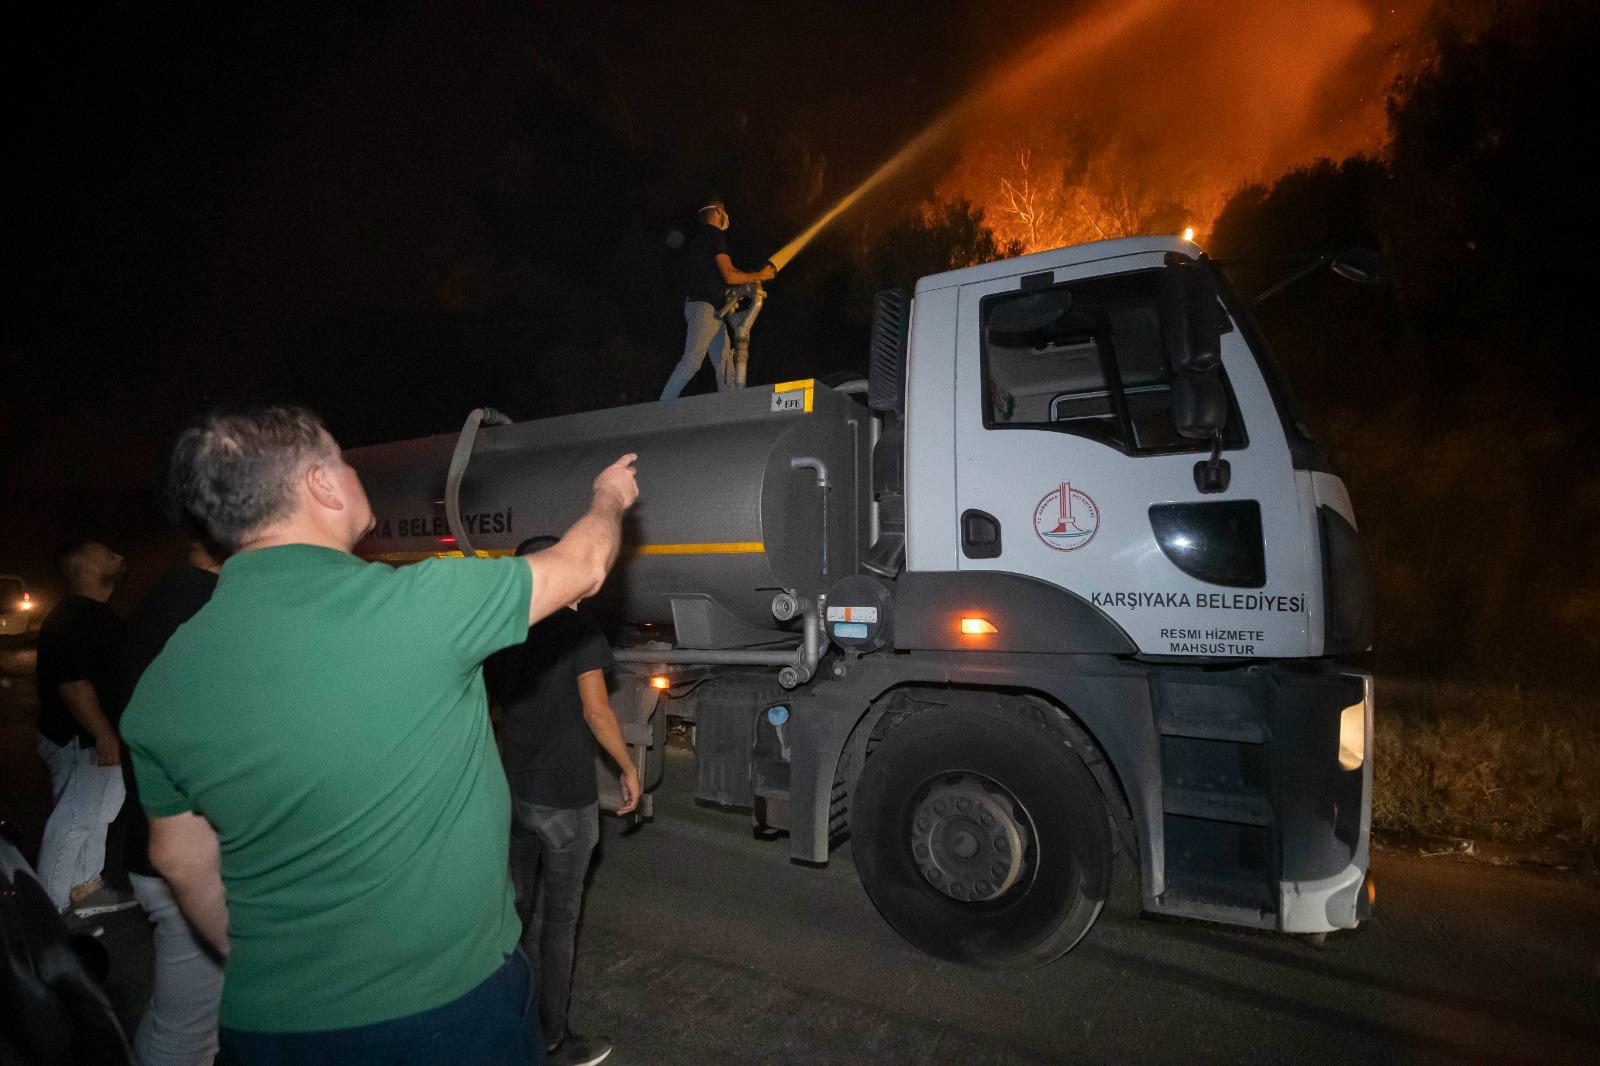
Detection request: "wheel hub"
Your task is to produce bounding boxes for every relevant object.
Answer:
[909,774,1028,903]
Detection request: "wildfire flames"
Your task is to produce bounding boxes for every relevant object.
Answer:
[935,0,1436,251]
[770,0,1435,268]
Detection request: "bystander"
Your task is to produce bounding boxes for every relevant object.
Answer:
[118,535,227,1066]
[35,539,137,919]
[121,406,638,1065]
[488,536,642,1066]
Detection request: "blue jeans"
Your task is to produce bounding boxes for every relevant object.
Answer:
[217,950,544,1066]
[510,801,599,1049]
[660,300,730,402]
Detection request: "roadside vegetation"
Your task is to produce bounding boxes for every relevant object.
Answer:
[1201,3,1596,869]
[1375,680,1599,869]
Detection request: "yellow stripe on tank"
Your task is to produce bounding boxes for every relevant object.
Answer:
[628,541,765,556]
[366,549,514,563]
[368,543,764,564]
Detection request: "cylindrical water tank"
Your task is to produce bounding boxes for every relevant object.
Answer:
[346,383,868,640]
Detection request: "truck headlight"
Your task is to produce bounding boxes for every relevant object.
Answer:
[1338,699,1366,770]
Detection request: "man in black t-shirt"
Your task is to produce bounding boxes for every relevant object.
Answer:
[34,539,137,918]
[117,538,226,1066]
[486,536,641,1066]
[659,195,777,403]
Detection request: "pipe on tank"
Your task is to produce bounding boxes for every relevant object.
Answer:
[445,407,513,555]
[613,594,826,689]
[791,456,830,583]
[613,647,800,667]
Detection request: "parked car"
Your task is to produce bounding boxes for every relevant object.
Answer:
[0,574,40,641]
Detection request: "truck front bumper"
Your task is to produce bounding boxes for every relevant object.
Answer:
[1278,671,1373,933]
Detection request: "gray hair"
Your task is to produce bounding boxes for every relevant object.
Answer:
[166,406,338,551]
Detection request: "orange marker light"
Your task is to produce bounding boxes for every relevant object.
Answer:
[649,675,671,691]
[959,617,999,635]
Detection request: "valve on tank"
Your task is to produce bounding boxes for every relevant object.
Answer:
[771,591,801,622]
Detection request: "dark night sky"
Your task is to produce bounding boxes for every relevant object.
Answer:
[0,0,1423,597]
[1,1,1080,591]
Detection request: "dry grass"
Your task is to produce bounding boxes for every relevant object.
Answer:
[1374,678,1600,867]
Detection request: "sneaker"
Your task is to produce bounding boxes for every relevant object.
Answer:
[546,1032,612,1066]
[62,913,104,938]
[69,882,140,918]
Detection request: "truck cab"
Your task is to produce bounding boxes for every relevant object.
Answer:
[900,236,1372,661]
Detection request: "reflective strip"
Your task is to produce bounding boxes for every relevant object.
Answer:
[369,541,766,563]
[366,549,514,563]
[772,378,815,413]
[368,541,761,563]
[629,542,765,556]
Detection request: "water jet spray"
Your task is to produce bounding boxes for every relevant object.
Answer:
[762,0,1169,272]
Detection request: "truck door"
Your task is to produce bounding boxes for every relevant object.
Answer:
[952,255,1317,659]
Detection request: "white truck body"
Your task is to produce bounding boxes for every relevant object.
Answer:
[350,236,1377,966]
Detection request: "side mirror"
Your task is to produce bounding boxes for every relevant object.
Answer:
[1170,369,1227,441]
[1330,247,1388,286]
[1173,374,1232,493]
[1163,253,1230,450]
[1161,253,1224,373]
[1250,246,1391,304]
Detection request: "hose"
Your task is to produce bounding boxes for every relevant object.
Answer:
[445,407,512,556]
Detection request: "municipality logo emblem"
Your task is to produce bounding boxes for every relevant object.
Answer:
[1034,481,1100,552]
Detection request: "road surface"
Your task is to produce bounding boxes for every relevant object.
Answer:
[4,643,1597,1063]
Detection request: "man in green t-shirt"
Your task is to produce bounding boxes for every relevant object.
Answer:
[121,406,637,1065]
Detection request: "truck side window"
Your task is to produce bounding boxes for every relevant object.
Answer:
[981,271,1245,454]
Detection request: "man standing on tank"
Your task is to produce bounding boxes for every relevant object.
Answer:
[121,406,639,1065]
[487,536,642,1066]
[660,195,776,403]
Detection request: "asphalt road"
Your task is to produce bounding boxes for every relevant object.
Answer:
[4,643,1598,1064]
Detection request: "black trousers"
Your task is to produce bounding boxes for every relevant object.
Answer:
[509,800,599,1048]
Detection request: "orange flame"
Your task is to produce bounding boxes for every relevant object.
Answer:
[771,1,1431,266]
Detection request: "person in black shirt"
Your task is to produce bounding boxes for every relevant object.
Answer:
[659,195,777,403]
[34,539,137,918]
[118,538,226,1066]
[486,536,641,1066]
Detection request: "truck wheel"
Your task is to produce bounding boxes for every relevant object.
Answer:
[850,698,1111,967]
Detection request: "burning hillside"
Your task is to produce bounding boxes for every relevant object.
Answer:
[933,0,1438,251]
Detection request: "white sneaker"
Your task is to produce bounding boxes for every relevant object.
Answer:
[70,881,139,918]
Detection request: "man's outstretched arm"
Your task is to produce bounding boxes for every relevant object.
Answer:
[149,811,229,957]
[524,454,639,625]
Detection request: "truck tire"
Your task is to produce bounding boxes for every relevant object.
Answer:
[850,697,1111,967]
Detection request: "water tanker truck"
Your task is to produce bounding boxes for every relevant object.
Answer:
[348,236,1377,967]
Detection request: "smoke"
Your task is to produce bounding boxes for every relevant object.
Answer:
[937,0,1438,250]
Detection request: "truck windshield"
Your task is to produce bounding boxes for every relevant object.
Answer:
[1210,263,1331,473]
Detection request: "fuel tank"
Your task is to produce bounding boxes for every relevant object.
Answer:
[347,381,870,646]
